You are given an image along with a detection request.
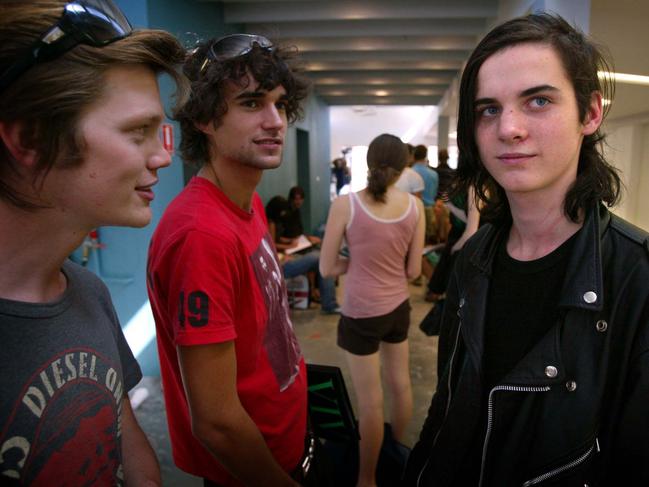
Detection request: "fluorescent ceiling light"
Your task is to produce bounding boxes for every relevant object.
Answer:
[598,71,649,86]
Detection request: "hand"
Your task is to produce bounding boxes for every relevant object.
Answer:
[307,235,321,245]
[451,237,467,254]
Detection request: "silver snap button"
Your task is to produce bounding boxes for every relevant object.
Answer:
[566,380,577,392]
[583,291,597,304]
[545,365,558,378]
[596,320,608,332]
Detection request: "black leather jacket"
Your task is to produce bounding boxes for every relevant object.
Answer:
[405,204,649,487]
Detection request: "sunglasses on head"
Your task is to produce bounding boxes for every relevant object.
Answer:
[200,34,274,73]
[0,0,132,94]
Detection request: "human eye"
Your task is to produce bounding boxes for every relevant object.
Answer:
[275,99,288,111]
[529,96,551,109]
[476,105,499,118]
[241,99,260,109]
[129,126,148,143]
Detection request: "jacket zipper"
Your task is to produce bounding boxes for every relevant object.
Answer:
[478,385,551,487]
[521,438,600,486]
[416,318,463,486]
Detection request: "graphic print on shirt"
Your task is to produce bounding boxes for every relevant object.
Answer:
[251,234,302,391]
[0,348,125,485]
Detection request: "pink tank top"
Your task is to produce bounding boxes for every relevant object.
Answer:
[342,191,419,318]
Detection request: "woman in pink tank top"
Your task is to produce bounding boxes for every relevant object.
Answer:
[320,134,425,487]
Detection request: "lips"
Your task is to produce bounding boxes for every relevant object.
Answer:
[254,137,283,147]
[497,153,535,164]
[135,180,158,201]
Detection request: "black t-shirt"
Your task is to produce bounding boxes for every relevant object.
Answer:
[282,206,303,239]
[484,231,577,389]
[265,196,290,243]
[455,229,577,485]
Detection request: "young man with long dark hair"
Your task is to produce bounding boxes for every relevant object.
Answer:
[405,13,649,486]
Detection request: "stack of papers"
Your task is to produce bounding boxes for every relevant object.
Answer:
[285,235,313,255]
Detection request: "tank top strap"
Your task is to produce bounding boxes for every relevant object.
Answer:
[346,192,358,230]
[408,193,418,219]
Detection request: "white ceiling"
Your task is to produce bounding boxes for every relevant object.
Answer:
[329,105,439,157]
[212,0,649,153]
[217,0,498,106]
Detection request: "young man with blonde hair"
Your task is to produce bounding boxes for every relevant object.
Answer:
[0,1,186,484]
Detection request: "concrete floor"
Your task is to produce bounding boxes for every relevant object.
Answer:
[133,279,439,486]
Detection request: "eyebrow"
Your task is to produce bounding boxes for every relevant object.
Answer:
[474,84,560,107]
[122,114,163,127]
[234,91,266,100]
[234,90,289,103]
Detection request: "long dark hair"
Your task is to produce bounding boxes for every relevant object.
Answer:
[366,133,408,203]
[455,13,620,223]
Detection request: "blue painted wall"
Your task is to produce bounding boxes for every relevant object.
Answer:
[91,0,330,375]
[257,94,331,233]
[97,0,228,375]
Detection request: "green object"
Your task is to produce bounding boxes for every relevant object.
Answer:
[426,251,441,266]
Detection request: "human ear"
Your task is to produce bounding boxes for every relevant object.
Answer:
[0,121,38,168]
[194,120,215,136]
[581,91,604,136]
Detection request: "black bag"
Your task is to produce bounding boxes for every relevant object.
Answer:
[320,423,410,487]
[419,299,445,336]
[306,364,410,485]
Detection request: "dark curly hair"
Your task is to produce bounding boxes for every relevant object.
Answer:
[454,13,620,224]
[366,133,408,203]
[176,37,310,167]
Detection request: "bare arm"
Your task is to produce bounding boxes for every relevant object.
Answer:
[178,342,298,487]
[451,186,480,254]
[406,198,426,279]
[121,396,161,486]
[320,196,350,278]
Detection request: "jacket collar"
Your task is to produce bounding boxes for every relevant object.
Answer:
[469,202,607,312]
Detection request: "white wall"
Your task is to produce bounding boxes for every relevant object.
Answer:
[591,0,649,230]
[329,105,438,158]
[605,118,649,231]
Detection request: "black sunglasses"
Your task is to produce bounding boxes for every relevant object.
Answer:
[0,0,132,94]
[200,34,274,73]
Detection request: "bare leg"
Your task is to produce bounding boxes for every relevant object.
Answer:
[345,350,383,487]
[379,340,412,443]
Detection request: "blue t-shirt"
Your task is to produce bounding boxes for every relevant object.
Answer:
[412,162,439,207]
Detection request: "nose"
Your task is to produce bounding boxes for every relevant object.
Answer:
[262,104,286,131]
[148,136,172,171]
[498,107,528,142]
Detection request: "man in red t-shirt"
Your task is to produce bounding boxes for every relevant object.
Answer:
[147,34,310,487]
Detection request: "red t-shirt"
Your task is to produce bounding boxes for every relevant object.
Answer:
[147,177,307,485]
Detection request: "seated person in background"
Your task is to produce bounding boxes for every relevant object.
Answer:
[283,186,321,244]
[266,196,340,314]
